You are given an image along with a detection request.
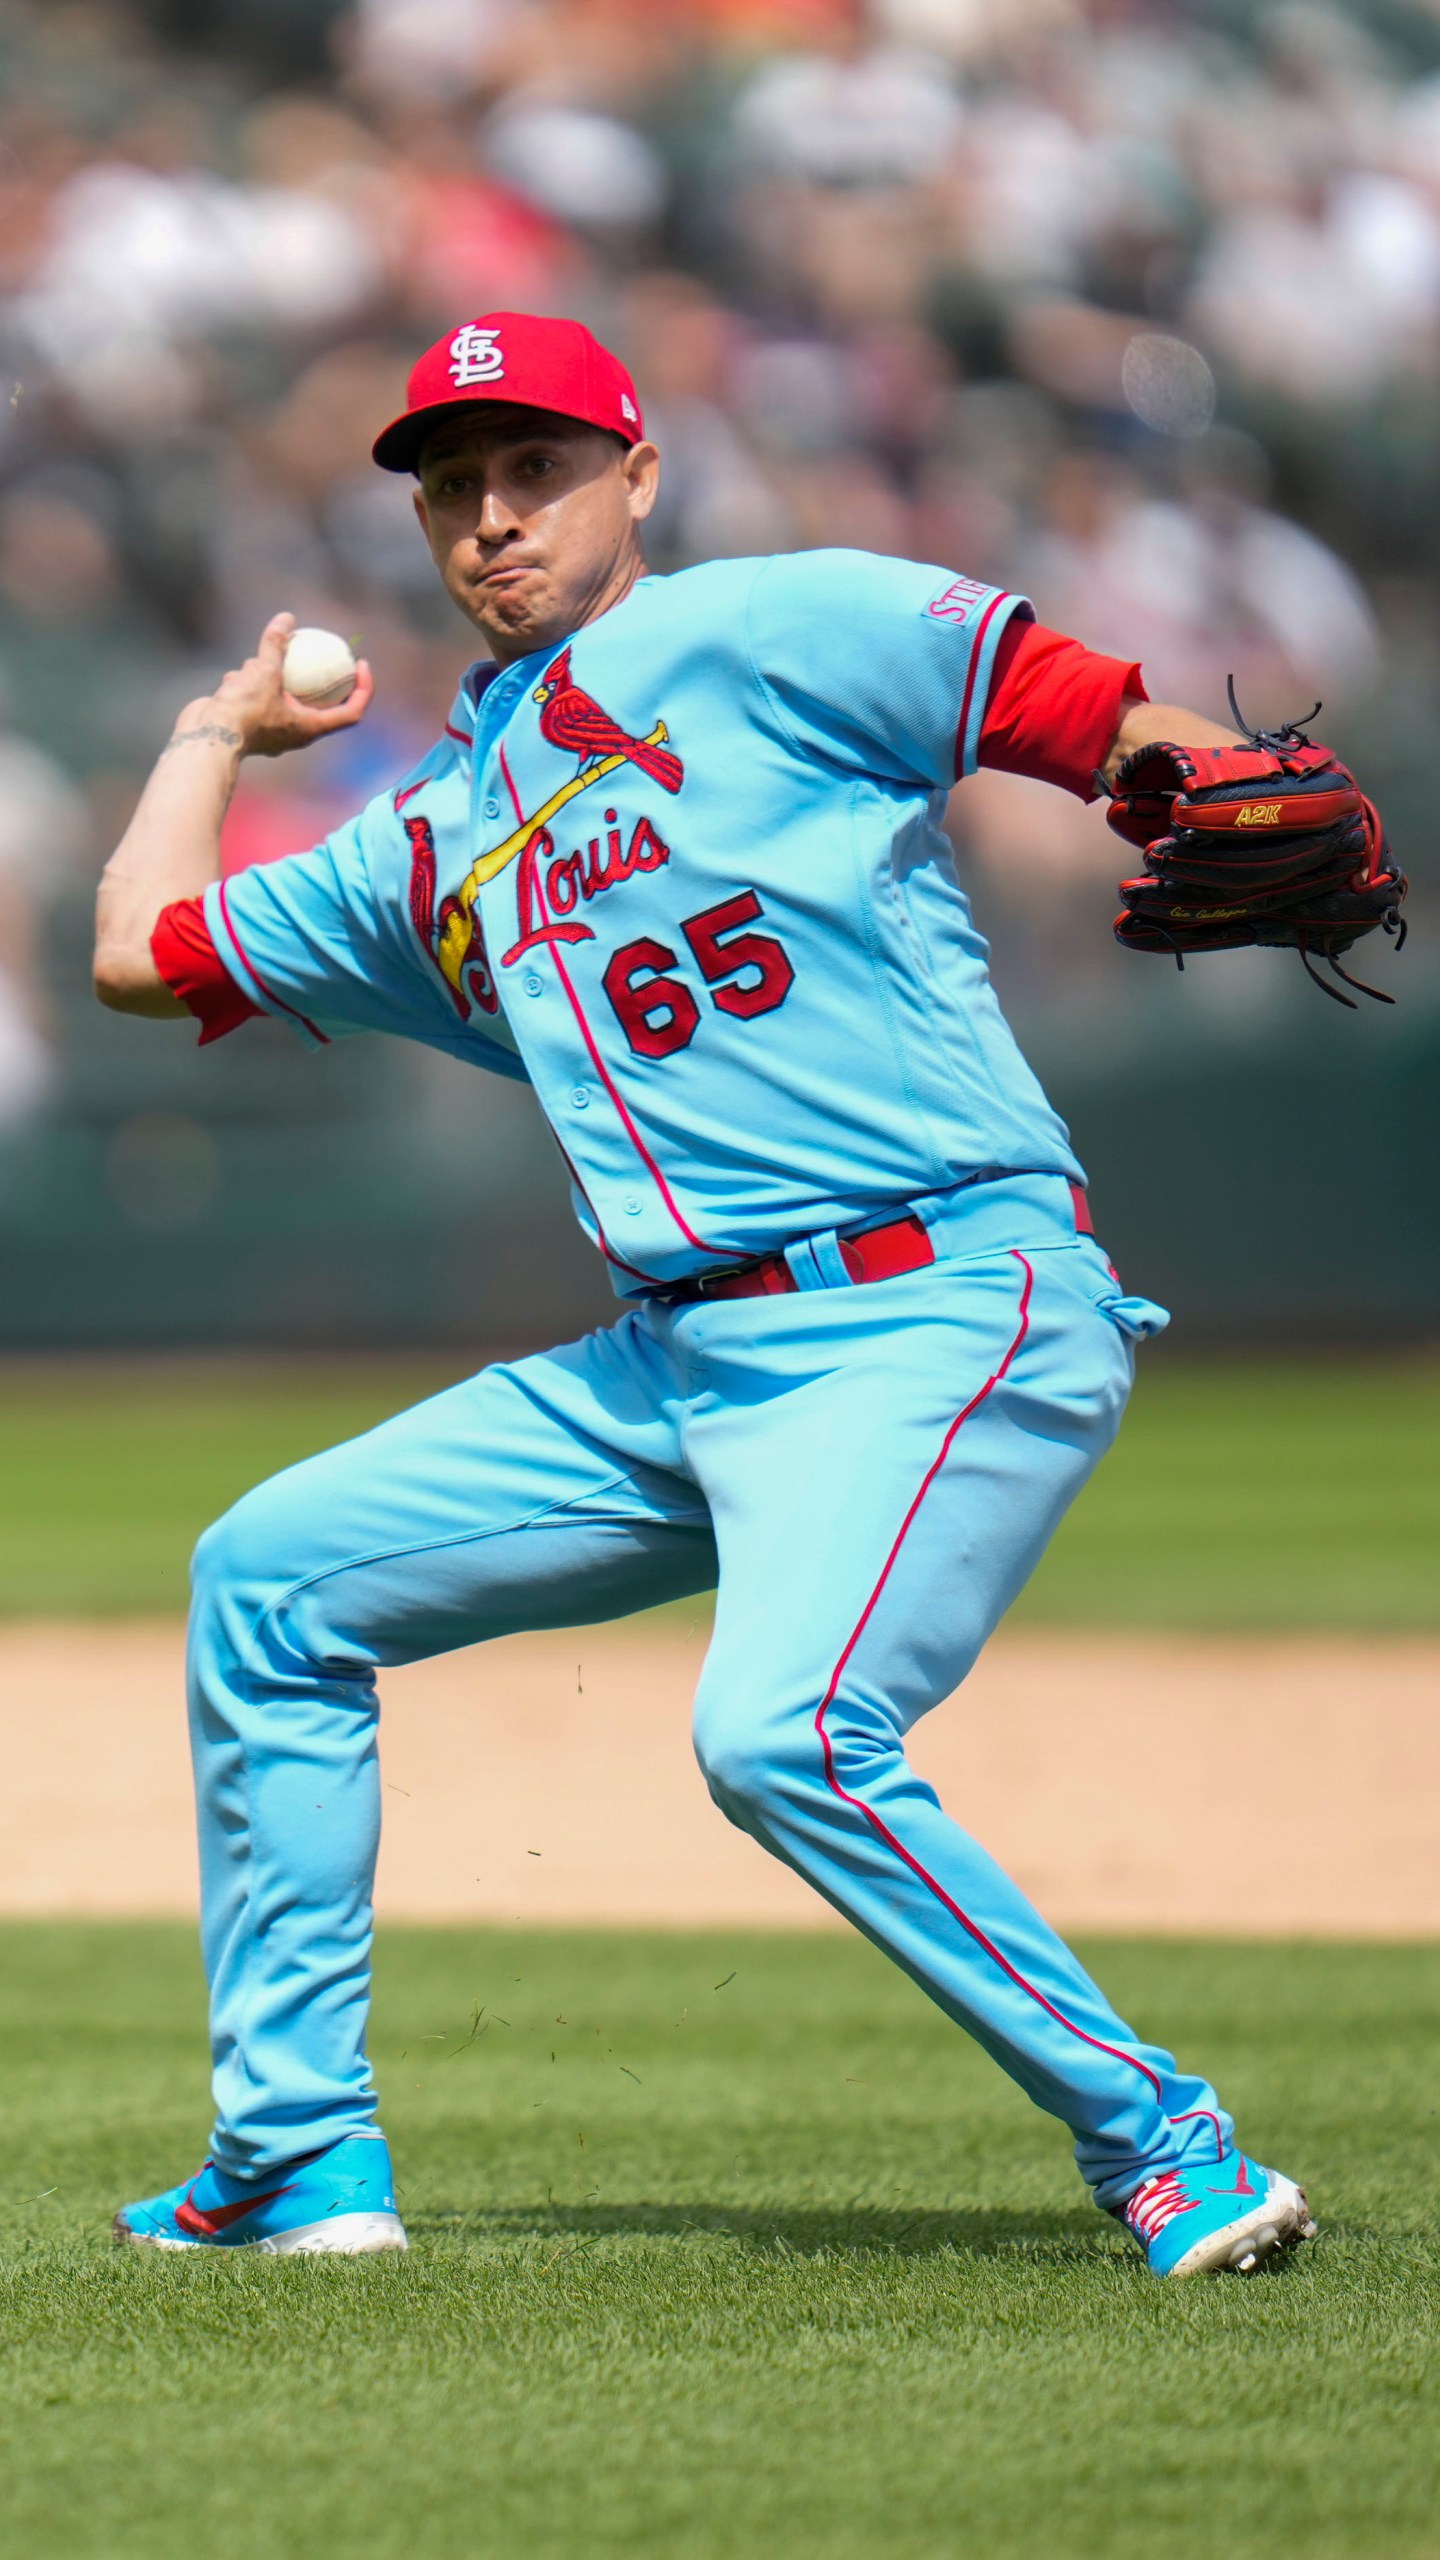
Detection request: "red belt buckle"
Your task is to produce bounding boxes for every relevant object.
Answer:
[687,1208,935,1302]
[695,1253,790,1301]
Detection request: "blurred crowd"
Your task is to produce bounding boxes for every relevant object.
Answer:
[3,0,1439,1139]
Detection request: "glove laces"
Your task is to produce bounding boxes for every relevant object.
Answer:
[1224,673,1323,756]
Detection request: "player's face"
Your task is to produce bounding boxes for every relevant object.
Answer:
[413,410,660,663]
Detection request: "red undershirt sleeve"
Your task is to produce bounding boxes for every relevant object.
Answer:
[151,895,261,1044]
[977,619,1147,801]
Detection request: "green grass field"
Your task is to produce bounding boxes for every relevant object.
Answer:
[1,1350,1437,1625]
[1,1924,1436,2560]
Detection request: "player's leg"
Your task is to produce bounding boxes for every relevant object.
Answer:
[184,1316,714,2183]
[684,1244,1301,2263]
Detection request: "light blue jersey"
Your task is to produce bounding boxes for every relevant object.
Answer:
[205,549,1082,1289]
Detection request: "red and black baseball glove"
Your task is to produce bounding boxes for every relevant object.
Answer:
[1106,690,1408,1007]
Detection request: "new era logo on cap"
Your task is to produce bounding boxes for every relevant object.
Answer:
[371,311,645,472]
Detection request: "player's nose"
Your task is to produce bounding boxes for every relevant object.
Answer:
[475,478,523,541]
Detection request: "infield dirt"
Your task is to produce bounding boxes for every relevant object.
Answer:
[2,1621,1435,1933]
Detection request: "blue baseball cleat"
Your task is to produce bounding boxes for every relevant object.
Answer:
[113,2130,407,2256]
[1119,2151,1317,2278]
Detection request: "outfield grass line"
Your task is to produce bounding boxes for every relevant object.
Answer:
[0,1354,1436,1626]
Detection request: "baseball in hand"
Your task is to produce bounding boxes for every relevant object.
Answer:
[282,627,358,707]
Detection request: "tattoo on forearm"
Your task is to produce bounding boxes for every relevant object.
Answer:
[160,724,242,756]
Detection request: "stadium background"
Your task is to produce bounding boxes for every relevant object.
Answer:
[0,0,1436,1346]
[0,10,1436,2558]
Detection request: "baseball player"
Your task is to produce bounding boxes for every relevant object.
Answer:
[95,309,1383,2276]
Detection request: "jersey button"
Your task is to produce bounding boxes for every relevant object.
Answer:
[623,1195,642,1215]
[482,796,501,820]
[522,972,543,997]
[570,1086,590,1109]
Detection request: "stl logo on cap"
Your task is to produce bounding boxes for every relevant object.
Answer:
[449,325,505,388]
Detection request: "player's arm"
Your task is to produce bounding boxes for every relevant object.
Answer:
[93,612,373,1017]
[1097,694,1241,786]
[976,618,1242,800]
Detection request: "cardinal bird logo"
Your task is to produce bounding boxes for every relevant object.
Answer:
[533,649,684,795]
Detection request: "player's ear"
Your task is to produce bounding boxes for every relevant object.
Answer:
[622,440,660,525]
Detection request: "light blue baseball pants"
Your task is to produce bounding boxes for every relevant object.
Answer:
[187,1183,1232,2211]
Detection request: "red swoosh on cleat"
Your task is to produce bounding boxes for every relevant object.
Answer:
[1230,2158,1257,2198]
[174,2183,296,2238]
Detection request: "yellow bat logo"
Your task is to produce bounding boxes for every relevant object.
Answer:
[459,721,674,903]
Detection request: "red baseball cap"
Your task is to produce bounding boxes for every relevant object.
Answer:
[371,311,644,472]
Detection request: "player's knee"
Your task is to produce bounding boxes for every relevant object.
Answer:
[695,1676,917,1833]
[190,1477,300,1633]
[691,1691,811,1821]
